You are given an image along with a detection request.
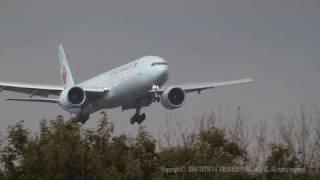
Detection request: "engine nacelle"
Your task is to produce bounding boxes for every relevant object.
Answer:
[161,87,185,110]
[59,86,86,108]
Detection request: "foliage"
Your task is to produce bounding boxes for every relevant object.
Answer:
[0,110,318,180]
[266,144,299,168]
[158,126,247,179]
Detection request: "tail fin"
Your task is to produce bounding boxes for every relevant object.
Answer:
[58,44,75,88]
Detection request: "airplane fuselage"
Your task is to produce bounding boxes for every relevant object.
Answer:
[67,56,169,114]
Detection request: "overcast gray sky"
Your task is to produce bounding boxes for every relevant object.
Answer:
[0,0,319,137]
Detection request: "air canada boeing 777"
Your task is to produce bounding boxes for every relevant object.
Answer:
[0,44,253,124]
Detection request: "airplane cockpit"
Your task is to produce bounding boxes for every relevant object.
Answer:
[151,62,168,66]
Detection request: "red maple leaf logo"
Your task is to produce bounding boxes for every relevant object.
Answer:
[62,66,67,85]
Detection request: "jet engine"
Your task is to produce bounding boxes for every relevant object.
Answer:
[59,86,86,108]
[161,87,185,110]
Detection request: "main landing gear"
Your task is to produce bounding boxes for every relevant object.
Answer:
[130,107,146,125]
[73,113,90,124]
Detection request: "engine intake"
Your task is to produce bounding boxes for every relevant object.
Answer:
[59,86,86,109]
[161,87,185,110]
[68,86,86,106]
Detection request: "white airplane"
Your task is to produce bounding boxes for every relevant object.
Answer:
[0,44,252,124]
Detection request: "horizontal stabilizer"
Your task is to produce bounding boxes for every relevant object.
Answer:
[5,98,60,104]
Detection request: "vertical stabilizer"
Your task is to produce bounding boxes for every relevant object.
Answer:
[58,44,75,88]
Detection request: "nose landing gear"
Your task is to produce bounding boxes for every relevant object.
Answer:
[152,84,161,102]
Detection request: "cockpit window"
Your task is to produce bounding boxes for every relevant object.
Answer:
[151,62,168,66]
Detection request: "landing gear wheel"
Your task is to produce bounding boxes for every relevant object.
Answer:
[130,110,146,125]
[80,114,90,124]
[153,94,161,102]
[74,113,90,124]
[138,113,146,124]
[130,114,138,125]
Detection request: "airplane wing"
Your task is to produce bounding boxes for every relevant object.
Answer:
[0,82,63,97]
[0,81,108,99]
[151,78,253,94]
